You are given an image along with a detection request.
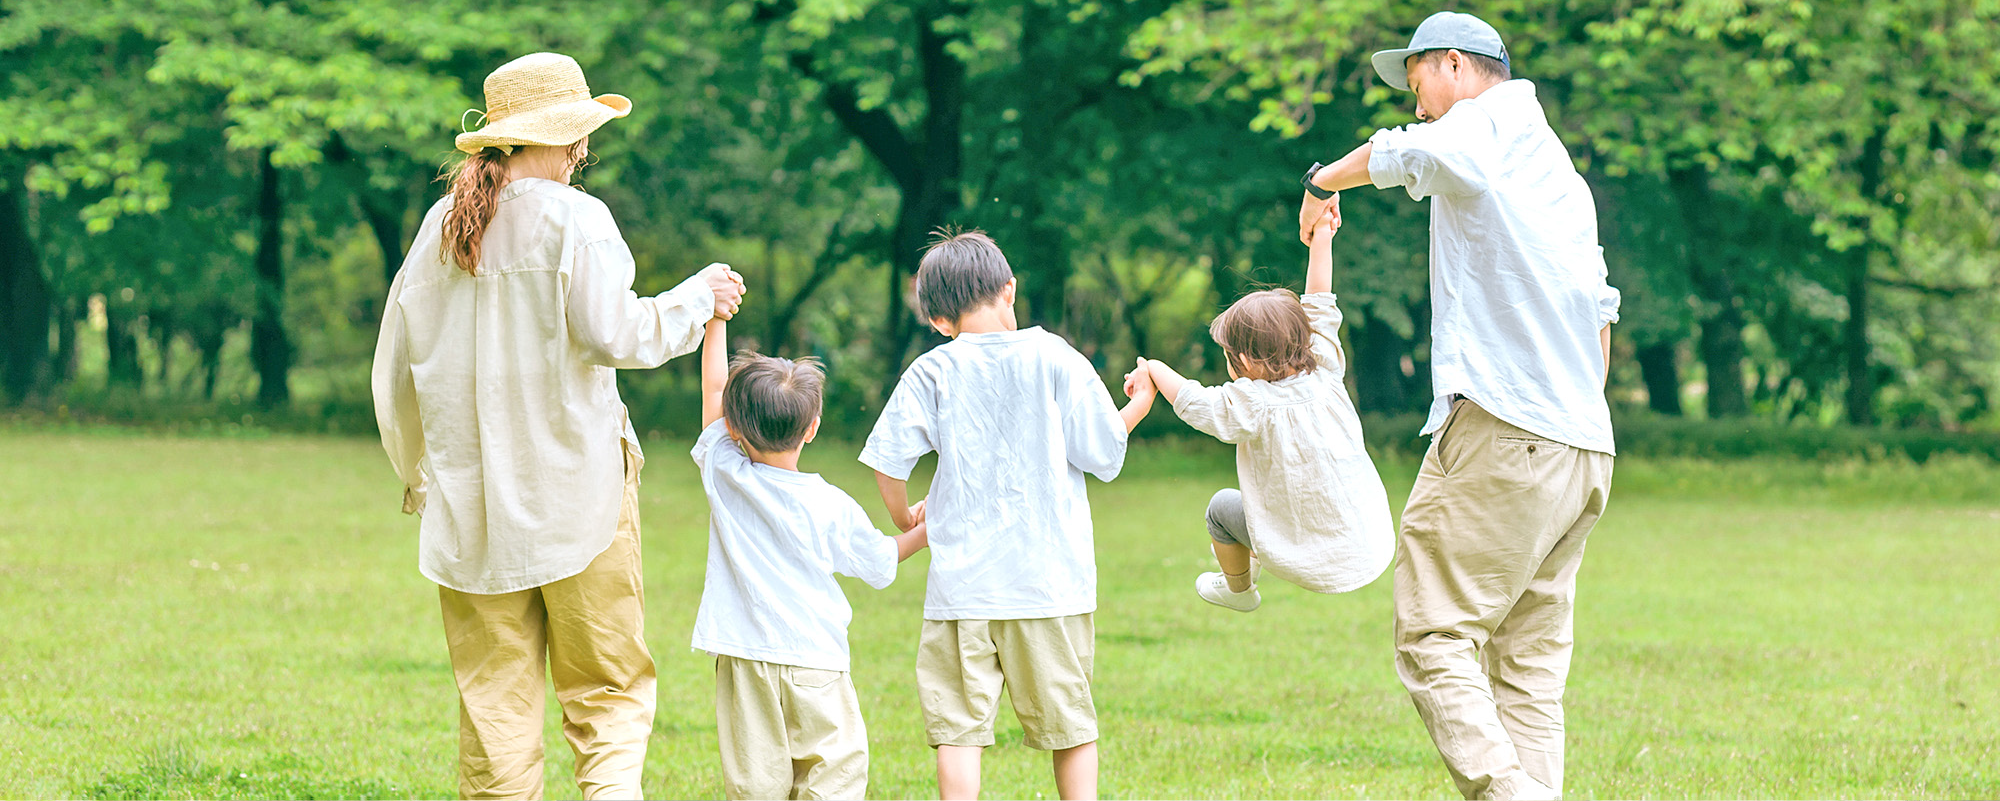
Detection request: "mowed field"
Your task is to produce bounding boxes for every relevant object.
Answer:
[1,429,1996,800]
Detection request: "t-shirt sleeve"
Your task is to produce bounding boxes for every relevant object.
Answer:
[1057,346,1129,483]
[1301,292,1348,380]
[689,418,736,471]
[1367,105,1497,200]
[828,497,899,590]
[1171,380,1264,445]
[859,364,936,481]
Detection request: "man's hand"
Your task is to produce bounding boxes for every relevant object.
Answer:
[703,263,747,319]
[901,499,927,532]
[1299,191,1341,246]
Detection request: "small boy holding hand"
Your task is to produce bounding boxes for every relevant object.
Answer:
[862,229,1155,801]
[690,318,928,800]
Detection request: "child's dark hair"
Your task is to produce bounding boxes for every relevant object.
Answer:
[1210,289,1318,380]
[915,227,1013,324]
[722,352,825,454]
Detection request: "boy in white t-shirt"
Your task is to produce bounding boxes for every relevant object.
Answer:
[690,318,929,801]
[1138,209,1395,610]
[861,229,1156,801]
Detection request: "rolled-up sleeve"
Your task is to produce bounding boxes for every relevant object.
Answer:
[1368,108,1496,199]
[566,239,717,369]
[371,267,426,514]
[1597,284,1622,326]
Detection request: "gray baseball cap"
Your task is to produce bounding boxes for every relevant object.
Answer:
[1371,11,1510,91]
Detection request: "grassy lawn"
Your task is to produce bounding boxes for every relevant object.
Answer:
[1,429,1996,799]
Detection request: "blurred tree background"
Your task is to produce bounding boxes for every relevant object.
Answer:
[2,0,1996,441]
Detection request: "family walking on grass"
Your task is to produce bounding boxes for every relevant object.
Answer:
[371,10,1618,801]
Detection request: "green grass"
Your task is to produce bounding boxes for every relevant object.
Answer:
[1,431,1996,799]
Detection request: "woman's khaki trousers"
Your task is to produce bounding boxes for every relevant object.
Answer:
[437,448,655,800]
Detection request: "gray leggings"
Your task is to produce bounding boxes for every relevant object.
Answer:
[1206,488,1249,547]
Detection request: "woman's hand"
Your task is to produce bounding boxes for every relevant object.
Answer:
[703,263,747,319]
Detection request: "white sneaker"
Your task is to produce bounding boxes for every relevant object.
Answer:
[1195,570,1261,612]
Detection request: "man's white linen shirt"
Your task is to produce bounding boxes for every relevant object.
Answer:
[1169,294,1395,594]
[689,421,899,672]
[1368,79,1622,454]
[372,177,716,594]
[860,327,1128,621]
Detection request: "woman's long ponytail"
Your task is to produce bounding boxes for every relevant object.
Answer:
[441,148,510,275]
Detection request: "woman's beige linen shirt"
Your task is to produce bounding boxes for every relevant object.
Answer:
[373,177,714,594]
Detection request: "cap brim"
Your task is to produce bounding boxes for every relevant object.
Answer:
[1371,47,1423,91]
[455,96,631,154]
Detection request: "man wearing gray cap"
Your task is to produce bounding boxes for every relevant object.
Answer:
[1294,11,1619,801]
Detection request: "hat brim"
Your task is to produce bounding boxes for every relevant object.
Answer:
[1371,47,1424,91]
[456,93,632,154]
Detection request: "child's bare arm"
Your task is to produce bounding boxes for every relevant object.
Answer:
[893,521,929,562]
[699,318,727,428]
[1306,207,1339,296]
[1119,356,1157,433]
[1146,359,1192,404]
[873,470,925,532]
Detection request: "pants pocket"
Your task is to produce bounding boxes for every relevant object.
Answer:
[790,668,845,690]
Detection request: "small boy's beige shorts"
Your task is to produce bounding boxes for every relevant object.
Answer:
[916,614,1097,751]
[714,655,868,801]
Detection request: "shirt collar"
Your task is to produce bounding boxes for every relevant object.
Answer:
[1479,79,1536,102]
[498,177,555,203]
[956,325,1041,344]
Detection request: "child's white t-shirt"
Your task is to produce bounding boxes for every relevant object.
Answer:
[861,327,1128,621]
[1169,293,1395,594]
[690,420,899,671]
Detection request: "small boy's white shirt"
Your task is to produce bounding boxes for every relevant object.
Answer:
[861,327,1128,621]
[691,420,899,672]
[1170,293,1395,594]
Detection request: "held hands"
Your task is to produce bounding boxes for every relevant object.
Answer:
[1122,356,1157,400]
[1309,208,1341,243]
[893,499,926,533]
[702,263,748,320]
[1297,191,1341,246]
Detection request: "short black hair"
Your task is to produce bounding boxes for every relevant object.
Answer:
[721,352,824,454]
[914,228,1013,324]
[1412,48,1511,83]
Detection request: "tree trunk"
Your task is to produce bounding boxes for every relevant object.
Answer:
[1843,245,1873,426]
[1843,126,1888,427]
[105,299,142,391]
[1666,165,1749,418]
[1635,341,1683,416]
[322,133,411,290]
[1,171,52,404]
[54,295,77,383]
[251,148,290,407]
[767,227,856,355]
[1350,313,1411,414]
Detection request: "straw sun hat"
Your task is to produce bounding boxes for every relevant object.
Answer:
[455,52,631,155]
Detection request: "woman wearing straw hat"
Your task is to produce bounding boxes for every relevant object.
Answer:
[372,52,745,800]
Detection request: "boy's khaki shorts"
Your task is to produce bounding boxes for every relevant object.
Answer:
[714,655,868,800]
[916,614,1097,751]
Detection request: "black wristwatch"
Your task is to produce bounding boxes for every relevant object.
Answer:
[1301,162,1335,200]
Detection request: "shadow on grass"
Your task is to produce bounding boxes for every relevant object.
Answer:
[81,747,437,800]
